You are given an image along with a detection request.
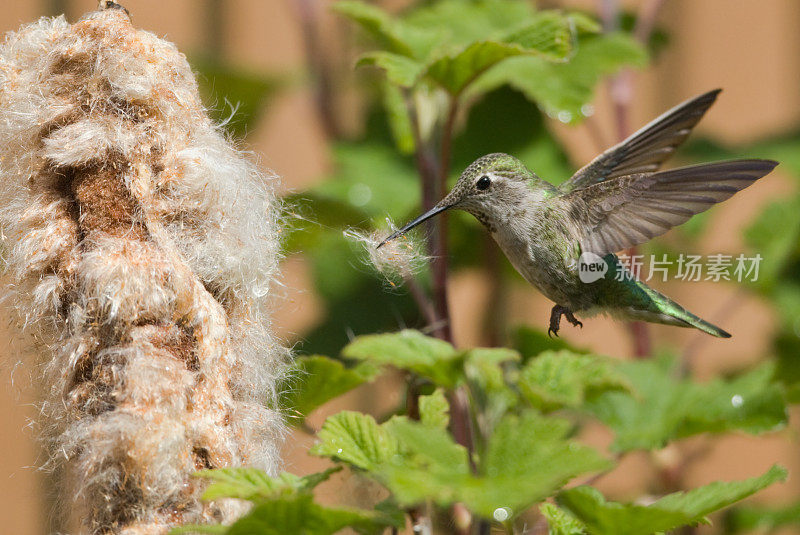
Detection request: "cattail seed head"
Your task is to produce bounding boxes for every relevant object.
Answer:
[0,5,287,533]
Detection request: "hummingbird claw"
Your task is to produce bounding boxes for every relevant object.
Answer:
[548,305,563,337]
[564,309,583,329]
[549,305,582,336]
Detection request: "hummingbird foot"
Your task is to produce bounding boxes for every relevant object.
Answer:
[548,305,583,337]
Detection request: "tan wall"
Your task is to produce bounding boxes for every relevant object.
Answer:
[1,1,798,533]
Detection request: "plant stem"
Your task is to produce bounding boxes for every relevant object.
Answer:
[407,91,453,341]
[409,92,480,533]
[431,98,459,344]
[634,0,668,43]
[293,0,341,138]
[405,374,421,420]
[483,236,508,346]
[599,0,667,358]
[204,0,225,61]
[448,388,474,457]
[431,99,478,462]
[404,274,438,329]
[45,0,70,17]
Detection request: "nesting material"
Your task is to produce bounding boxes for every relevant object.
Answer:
[344,219,430,286]
[0,4,287,533]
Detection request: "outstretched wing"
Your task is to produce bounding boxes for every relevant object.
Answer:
[559,89,721,194]
[565,159,778,256]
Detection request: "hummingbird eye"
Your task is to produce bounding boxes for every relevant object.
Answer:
[476,175,491,191]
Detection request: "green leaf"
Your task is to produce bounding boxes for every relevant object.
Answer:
[540,503,587,535]
[196,467,340,501]
[281,356,378,424]
[379,420,472,510]
[725,501,800,533]
[463,347,520,389]
[419,388,450,429]
[382,81,415,153]
[568,12,601,34]
[311,411,400,471]
[772,284,800,334]
[423,12,575,95]
[340,1,584,96]
[403,0,535,48]
[743,196,800,291]
[227,494,398,535]
[586,356,787,451]
[374,498,408,531]
[558,465,787,535]
[585,356,691,452]
[774,331,800,403]
[386,417,471,473]
[501,11,575,61]
[679,362,787,437]
[462,347,522,433]
[519,350,630,411]
[558,487,699,535]
[472,32,647,123]
[342,330,463,387]
[476,412,611,517]
[333,1,438,59]
[425,40,533,95]
[655,465,787,520]
[382,412,609,519]
[511,325,590,360]
[357,52,424,87]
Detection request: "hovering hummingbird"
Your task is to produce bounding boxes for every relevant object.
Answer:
[378,89,778,337]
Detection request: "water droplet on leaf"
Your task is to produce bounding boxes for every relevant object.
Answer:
[493,507,511,522]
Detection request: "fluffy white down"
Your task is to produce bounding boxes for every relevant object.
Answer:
[0,7,287,533]
[344,218,430,286]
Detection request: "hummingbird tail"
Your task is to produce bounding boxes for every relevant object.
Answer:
[633,283,732,338]
[671,309,732,338]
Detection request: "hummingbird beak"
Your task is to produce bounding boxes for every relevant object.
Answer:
[377,201,454,249]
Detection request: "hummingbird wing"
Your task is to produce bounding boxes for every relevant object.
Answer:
[558,89,721,194]
[565,159,778,256]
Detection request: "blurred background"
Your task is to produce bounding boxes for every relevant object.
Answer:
[1,1,799,533]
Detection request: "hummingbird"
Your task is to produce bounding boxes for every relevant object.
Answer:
[378,89,778,337]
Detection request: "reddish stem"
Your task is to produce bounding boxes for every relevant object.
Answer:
[600,0,668,358]
[404,274,438,329]
[409,94,478,533]
[430,99,459,344]
[293,0,341,138]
